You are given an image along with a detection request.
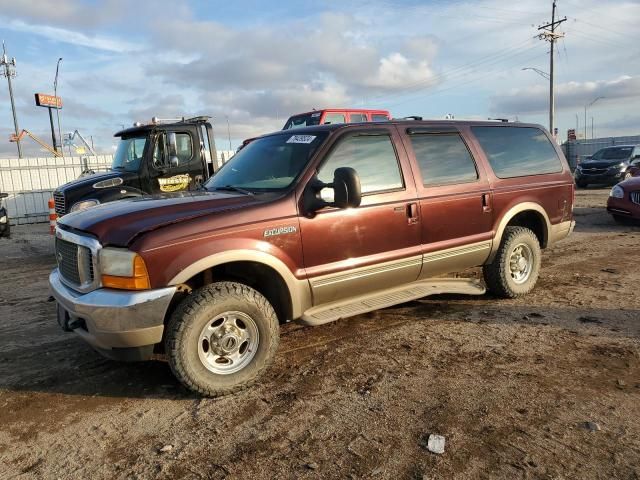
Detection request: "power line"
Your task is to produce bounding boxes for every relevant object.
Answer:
[537,0,566,134]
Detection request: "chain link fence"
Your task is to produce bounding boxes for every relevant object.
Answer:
[562,135,640,170]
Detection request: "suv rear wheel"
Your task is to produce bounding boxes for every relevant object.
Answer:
[165,281,279,397]
[483,226,541,298]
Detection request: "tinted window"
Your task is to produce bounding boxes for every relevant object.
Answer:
[283,113,322,129]
[205,132,327,191]
[410,134,478,186]
[175,133,191,163]
[323,113,345,125]
[372,114,389,122]
[472,126,562,178]
[349,113,367,123]
[318,134,403,194]
[593,147,633,160]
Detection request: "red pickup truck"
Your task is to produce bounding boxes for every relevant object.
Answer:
[51,120,574,396]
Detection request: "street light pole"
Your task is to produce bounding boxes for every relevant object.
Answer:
[54,58,63,157]
[584,96,604,140]
[1,41,22,158]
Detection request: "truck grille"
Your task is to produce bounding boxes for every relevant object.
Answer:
[53,191,66,216]
[631,192,640,205]
[55,237,93,286]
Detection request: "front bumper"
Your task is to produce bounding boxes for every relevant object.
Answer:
[607,197,640,220]
[49,269,176,360]
[575,170,625,185]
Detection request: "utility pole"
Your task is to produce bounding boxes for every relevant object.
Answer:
[54,58,64,157]
[537,1,566,136]
[1,41,22,158]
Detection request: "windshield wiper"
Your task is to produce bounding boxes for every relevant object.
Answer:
[212,185,255,196]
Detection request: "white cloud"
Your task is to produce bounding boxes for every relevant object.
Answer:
[4,19,140,53]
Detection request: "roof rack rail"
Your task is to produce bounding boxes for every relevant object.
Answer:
[488,117,509,123]
[399,116,423,121]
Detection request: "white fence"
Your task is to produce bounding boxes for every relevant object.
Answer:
[0,155,114,225]
[0,151,235,225]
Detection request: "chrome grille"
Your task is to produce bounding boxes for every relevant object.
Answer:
[631,192,640,205]
[55,238,94,287]
[53,191,66,216]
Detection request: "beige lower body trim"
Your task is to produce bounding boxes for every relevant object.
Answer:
[548,220,575,246]
[309,255,422,306]
[419,240,492,279]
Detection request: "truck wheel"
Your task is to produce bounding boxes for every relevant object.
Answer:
[165,282,279,397]
[483,226,541,298]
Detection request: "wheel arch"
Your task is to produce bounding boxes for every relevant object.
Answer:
[168,250,312,322]
[488,202,551,263]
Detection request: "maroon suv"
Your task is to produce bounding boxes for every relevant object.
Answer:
[50,120,575,396]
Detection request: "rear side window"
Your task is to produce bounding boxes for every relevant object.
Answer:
[472,126,562,178]
[349,113,367,123]
[372,114,389,122]
[318,134,403,194]
[323,113,346,125]
[410,134,478,186]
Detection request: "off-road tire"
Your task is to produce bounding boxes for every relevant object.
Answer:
[483,226,541,298]
[165,282,279,397]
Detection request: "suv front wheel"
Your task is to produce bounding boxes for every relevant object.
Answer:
[483,226,541,298]
[165,281,279,396]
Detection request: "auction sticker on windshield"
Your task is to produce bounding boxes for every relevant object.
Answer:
[287,135,316,144]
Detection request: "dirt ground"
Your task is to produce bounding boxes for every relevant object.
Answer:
[1,188,639,480]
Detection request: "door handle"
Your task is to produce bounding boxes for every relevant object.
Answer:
[407,202,419,225]
[482,193,492,213]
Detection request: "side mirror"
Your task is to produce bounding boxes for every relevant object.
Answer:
[332,167,361,209]
[303,167,361,216]
[167,132,179,168]
[0,193,8,199]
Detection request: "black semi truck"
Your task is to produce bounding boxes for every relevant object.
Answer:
[53,116,220,216]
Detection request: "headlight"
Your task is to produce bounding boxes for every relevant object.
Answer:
[70,199,100,212]
[99,248,150,290]
[0,215,6,224]
[608,163,625,172]
[575,165,582,171]
[610,185,624,198]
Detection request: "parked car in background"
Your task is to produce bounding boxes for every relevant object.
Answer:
[0,192,10,238]
[607,176,640,224]
[237,109,392,152]
[50,119,574,396]
[574,145,640,188]
[282,108,391,129]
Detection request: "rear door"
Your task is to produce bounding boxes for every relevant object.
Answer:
[400,125,494,278]
[298,126,422,305]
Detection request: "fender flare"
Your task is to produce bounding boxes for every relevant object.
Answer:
[168,249,312,320]
[488,202,551,263]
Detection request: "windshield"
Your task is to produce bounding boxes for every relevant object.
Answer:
[283,113,322,130]
[205,132,327,192]
[113,137,147,172]
[592,147,633,160]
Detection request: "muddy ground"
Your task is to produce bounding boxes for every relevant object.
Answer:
[1,188,639,479]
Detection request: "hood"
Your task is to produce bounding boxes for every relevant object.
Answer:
[55,170,124,193]
[58,190,259,246]
[620,176,640,189]
[580,159,627,169]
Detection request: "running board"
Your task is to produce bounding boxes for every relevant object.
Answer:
[300,278,486,326]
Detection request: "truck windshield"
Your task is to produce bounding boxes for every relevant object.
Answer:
[112,137,147,172]
[283,113,322,130]
[205,132,327,192]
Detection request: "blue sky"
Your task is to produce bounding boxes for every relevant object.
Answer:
[0,0,639,156]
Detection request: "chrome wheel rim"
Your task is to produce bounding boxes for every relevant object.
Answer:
[509,243,533,284]
[197,311,259,375]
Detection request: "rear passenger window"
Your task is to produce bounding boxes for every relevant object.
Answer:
[410,134,478,186]
[318,134,403,194]
[372,114,389,122]
[472,126,562,178]
[323,113,346,125]
[349,113,367,123]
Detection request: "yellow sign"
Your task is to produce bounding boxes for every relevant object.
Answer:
[158,174,191,192]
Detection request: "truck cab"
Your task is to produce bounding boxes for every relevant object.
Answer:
[53,116,218,216]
